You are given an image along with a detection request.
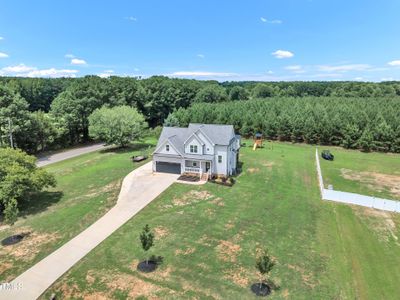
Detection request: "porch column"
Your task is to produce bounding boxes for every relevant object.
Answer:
[199,160,202,178]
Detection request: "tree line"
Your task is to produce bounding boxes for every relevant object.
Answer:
[169,97,400,153]
[1,75,400,153]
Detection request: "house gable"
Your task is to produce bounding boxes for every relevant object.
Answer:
[154,138,181,156]
[184,133,205,155]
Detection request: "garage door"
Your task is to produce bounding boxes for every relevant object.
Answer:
[156,162,181,174]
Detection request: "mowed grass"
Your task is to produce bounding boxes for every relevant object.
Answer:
[320,147,400,200]
[0,137,156,282]
[42,141,400,299]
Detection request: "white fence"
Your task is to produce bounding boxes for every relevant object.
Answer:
[315,149,400,213]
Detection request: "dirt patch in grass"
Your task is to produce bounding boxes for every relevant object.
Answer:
[225,220,235,230]
[85,270,96,285]
[262,161,275,168]
[205,208,216,217]
[171,190,215,207]
[0,228,60,261]
[354,207,399,243]
[175,247,196,255]
[224,267,250,287]
[248,168,260,174]
[197,235,214,247]
[103,272,162,298]
[287,264,317,288]
[282,289,290,298]
[341,169,400,198]
[154,226,169,240]
[0,262,12,276]
[216,240,242,263]
[85,180,122,198]
[210,197,225,207]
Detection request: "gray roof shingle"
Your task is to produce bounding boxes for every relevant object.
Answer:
[155,123,237,156]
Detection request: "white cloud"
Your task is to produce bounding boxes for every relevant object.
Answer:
[125,16,137,21]
[197,54,205,59]
[318,64,371,72]
[98,70,114,78]
[1,64,34,73]
[0,52,9,58]
[71,58,87,65]
[388,60,400,66]
[284,65,305,73]
[25,68,79,78]
[169,71,239,77]
[381,77,394,81]
[133,67,140,72]
[0,63,78,78]
[65,53,75,58]
[267,70,274,74]
[272,50,294,59]
[0,37,3,41]
[260,17,282,24]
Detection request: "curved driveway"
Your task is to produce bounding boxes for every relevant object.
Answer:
[1,162,179,300]
[36,143,106,167]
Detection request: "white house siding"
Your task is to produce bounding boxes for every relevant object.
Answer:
[157,140,179,156]
[184,135,204,155]
[214,145,228,176]
[197,131,214,155]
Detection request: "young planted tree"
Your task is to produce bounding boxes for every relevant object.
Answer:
[255,248,275,289]
[139,224,154,264]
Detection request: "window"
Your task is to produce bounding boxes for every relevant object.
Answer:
[166,144,170,152]
[192,162,197,167]
[218,155,222,163]
[190,145,198,153]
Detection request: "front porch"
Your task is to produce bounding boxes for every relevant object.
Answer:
[183,159,212,180]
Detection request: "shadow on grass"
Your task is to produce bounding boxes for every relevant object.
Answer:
[18,191,64,218]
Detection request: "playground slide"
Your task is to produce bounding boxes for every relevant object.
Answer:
[253,143,257,150]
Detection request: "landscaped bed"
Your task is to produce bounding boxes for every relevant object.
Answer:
[320,147,400,201]
[41,141,400,299]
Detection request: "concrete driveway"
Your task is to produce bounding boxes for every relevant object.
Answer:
[1,162,179,300]
[36,143,106,167]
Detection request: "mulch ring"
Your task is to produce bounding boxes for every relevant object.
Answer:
[251,282,271,297]
[1,233,30,246]
[137,260,158,273]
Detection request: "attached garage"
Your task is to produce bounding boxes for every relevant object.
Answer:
[155,161,181,174]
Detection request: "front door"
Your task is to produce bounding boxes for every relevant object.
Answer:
[205,162,210,172]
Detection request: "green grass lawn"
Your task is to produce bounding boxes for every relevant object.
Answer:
[319,147,400,200]
[41,141,400,299]
[0,137,157,282]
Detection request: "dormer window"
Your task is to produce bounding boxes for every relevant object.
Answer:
[190,145,198,153]
[166,144,170,152]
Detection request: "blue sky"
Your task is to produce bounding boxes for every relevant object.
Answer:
[1,0,400,81]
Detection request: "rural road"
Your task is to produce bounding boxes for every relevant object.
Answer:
[36,143,106,167]
[0,162,179,300]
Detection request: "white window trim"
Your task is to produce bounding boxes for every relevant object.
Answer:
[166,144,170,152]
[218,155,222,163]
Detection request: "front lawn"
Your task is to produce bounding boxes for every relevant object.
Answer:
[42,141,400,299]
[0,137,156,282]
[319,147,400,200]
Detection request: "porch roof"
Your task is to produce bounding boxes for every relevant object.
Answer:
[183,154,214,161]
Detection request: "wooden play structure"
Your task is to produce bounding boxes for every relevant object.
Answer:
[253,132,263,150]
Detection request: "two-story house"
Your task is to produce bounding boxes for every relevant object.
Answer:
[152,123,240,178]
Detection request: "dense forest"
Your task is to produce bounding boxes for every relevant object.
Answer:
[170,98,400,153]
[1,75,400,153]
